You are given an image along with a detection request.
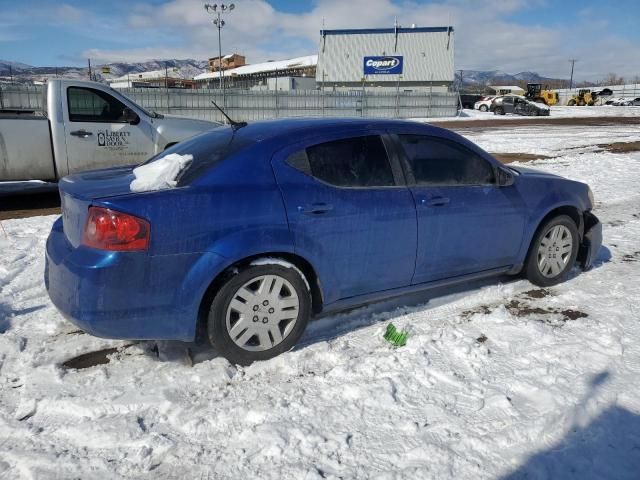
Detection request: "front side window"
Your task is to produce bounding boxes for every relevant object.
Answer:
[287,135,395,188]
[67,87,129,123]
[398,135,495,186]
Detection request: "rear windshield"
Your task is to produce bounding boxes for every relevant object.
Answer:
[141,126,254,185]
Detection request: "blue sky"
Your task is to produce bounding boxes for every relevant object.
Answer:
[1,0,639,80]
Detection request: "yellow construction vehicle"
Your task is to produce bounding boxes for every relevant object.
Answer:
[567,89,596,106]
[526,83,559,106]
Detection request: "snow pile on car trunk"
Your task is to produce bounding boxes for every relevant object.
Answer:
[130,153,193,192]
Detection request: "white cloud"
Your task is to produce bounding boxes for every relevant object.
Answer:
[70,0,640,81]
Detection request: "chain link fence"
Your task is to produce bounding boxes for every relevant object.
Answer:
[1,84,458,120]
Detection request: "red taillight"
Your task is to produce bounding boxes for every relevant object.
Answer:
[82,207,150,251]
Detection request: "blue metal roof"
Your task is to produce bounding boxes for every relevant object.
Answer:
[320,27,454,35]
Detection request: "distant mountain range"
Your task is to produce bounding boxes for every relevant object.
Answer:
[0,59,209,83]
[455,70,580,89]
[0,58,574,88]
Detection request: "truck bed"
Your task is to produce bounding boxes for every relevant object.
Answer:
[0,116,56,181]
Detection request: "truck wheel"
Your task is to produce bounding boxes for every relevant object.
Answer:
[207,264,311,365]
[525,215,579,287]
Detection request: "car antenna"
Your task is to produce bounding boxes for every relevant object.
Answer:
[210,100,247,130]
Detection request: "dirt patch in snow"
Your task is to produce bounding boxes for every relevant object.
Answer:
[490,141,640,165]
[62,347,120,370]
[490,153,553,164]
[523,288,552,299]
[622,251,640,263]
[597,141,640,154]
[505,299,588,322]
[462,289,587,325]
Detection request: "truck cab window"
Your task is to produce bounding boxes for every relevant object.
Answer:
[67,87,129,123]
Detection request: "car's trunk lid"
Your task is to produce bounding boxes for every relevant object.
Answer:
[58,166,136,247]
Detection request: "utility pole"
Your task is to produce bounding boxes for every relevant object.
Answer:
[204,3,236,110]
[165,61,168,88]
[568,59,577,90]
[88,58,93,81]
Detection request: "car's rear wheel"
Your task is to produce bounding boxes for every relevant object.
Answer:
[479,104,488,112]
[494,106,505,115]
[525,215,579,287]
[207,264,311,365]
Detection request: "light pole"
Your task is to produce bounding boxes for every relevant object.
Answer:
[568,59,577,90]
[204,3,235,108]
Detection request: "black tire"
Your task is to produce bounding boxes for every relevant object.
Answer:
[494,106,505,115]
[568,99,576,106]
[524,215,579,287]
[479,104,488,112]
[207,264,311,365]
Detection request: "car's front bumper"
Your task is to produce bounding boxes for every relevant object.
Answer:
[578,211,602,270]
[45,217,226,341]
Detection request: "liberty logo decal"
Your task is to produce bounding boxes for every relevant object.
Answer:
[96,130,130,149]
[363,56,403,75]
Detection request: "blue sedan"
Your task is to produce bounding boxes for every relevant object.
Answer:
[45,118,602,365]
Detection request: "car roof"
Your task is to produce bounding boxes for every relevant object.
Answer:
[217,117,440,143]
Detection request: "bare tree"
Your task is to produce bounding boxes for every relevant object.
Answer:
[602,73,625,86]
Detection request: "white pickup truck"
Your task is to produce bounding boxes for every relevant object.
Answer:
[0,79,219,181]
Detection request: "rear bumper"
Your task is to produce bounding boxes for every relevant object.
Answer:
[578,211,602,270]
[45,217,226,341]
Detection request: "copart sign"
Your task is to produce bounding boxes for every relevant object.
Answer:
[363,56,403,75]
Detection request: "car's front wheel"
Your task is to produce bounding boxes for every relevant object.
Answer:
[525,215,579,286]
[207,264,311,365]
[479,104,488,112]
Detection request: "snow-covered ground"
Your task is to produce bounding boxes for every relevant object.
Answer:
[1,124,640,479]
[412,105,640,122]
[465,123,640,156]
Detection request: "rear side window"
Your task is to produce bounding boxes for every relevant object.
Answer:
[398,135,495,186]
[141,126,253,185]
[67,87,128,123]
[288,135,395,187]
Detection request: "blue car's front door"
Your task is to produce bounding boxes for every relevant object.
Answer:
[393,134,527,284]
[271,132,417,304]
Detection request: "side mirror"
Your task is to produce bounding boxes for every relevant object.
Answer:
[496,167,515,187]
[123,107,140,125]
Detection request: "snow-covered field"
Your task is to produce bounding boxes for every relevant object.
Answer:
[1,124,640,479]
[412,105,640,122]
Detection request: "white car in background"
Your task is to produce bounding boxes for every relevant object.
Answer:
[473,96,496,112]
[606,97,635,106]
[619,97,640,106]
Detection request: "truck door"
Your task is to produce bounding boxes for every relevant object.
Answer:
[63,86,154,174]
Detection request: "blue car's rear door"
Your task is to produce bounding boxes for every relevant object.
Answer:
[393,133,527,284]
[271,131,417,304]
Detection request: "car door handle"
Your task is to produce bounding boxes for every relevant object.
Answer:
[298,203,333,215]
[70,130,93,138]
[421,196,450,207]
